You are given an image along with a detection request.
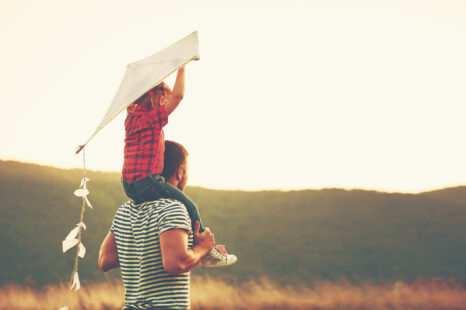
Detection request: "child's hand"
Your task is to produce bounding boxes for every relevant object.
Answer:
[127,103,137,114]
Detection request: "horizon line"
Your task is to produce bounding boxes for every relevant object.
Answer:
[1,158,464,195]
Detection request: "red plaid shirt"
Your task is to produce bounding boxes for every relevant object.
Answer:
[122,103,168,182]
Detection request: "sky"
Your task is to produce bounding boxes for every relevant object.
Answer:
[1,0,465,192]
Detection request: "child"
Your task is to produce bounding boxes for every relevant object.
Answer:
[121,67,236,268]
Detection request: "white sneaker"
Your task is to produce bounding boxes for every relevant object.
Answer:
[200,245,237,269]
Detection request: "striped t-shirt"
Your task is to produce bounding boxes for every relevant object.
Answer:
[111,198,193,310]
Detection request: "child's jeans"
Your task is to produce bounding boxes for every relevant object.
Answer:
[122,174,204,233]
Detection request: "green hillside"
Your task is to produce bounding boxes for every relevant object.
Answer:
[0,160,465,286]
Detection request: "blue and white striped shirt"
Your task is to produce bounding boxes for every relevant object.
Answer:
[111,199,193,309]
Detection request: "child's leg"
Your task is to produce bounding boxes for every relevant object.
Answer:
[164,182,205,233]
[123,174,204,232]
[122,175,165,204]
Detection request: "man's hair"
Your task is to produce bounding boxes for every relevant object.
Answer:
[163,140,189,180]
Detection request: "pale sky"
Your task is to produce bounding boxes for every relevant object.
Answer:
[1,0,465,192]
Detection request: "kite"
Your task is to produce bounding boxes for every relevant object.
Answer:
[76,31,200,153]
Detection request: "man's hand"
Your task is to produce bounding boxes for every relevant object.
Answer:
[193,221,215,253]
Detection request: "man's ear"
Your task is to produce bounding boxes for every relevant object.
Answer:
[176,165,184,181]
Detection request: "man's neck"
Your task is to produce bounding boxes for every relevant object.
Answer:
[166,178,179,189]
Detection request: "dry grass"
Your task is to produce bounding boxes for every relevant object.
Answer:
[0,276,465,310]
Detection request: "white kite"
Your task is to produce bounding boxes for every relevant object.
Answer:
[76,31,200,153]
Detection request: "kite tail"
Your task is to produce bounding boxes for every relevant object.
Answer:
[60,147,94,309]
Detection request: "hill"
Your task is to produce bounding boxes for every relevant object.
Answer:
[0,160,465,286]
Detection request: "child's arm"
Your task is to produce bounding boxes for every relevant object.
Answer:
[164,67,185,116]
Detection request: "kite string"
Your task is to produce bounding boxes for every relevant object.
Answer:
[65,147,87,308]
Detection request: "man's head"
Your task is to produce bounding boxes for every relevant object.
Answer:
[163,140,189,191]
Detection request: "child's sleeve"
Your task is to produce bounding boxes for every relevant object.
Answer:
[149,103,168,130]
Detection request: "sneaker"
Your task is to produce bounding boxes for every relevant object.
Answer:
[200,245,237,269]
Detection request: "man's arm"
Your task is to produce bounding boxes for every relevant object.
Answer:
[164,67,185,116]
[98,232,120,272]
[160,221,214,275]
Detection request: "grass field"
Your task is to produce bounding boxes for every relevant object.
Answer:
[1,276,465,310]
[2,160,466,286]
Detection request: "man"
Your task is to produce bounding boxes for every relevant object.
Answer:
[99,140,216,309]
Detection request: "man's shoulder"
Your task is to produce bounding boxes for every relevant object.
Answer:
[121,198,187,214]
[122,199,191,234]
[114,199,189,226]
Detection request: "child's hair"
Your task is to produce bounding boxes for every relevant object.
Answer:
[134,82,172,110]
